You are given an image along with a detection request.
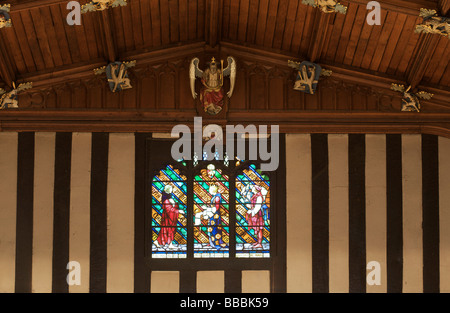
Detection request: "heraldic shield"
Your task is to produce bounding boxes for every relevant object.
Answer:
[293,61,322,95]
[105,62,132,93]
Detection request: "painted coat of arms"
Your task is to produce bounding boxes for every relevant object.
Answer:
[288,60,332,95]
[189,56,236,116]
[94,61,136,92]
[0,82,33,110]
[391,84,434,112]
[0,4,12,29]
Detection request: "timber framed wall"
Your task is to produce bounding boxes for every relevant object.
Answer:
[1,132,450,293]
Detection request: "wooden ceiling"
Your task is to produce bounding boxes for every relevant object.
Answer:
[222,0,449,86]
[0,0,448,90]
[0,0,449,136]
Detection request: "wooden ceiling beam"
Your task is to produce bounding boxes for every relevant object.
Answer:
[97,10,118,62]
[14,39,449,106]
[220,40,450,103]
[17,42,206,88]
[205,0,222,47]
[406,33,441,89]
[2,110,450,139]
[3,110,450,123]
[307,11,331,63]
[9,0,70,11]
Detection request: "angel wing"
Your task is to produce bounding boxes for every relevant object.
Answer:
[288,60,301,70]
[222,56,235,76]
[222,56,236,97]
[189,58,203,99]
[0,88,5,96]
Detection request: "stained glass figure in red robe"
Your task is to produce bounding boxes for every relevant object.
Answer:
[246,185,268,249]
[154,185,185,250]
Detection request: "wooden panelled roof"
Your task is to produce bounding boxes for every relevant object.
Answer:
[0,0,448,95]
[1,0,207,76]
[0,0,450,122]
[0,0,450,136]
[221,0,449,88]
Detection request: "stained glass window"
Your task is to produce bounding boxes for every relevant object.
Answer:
[150,162,271,259]
[193,164,229,258]
[235,164,270,258]
[152,165,187,258]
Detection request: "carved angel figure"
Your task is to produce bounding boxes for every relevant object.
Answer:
[390,84,434,112]
[190,56,236,115]
[81,0,127,13]
[0,82,33,110]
